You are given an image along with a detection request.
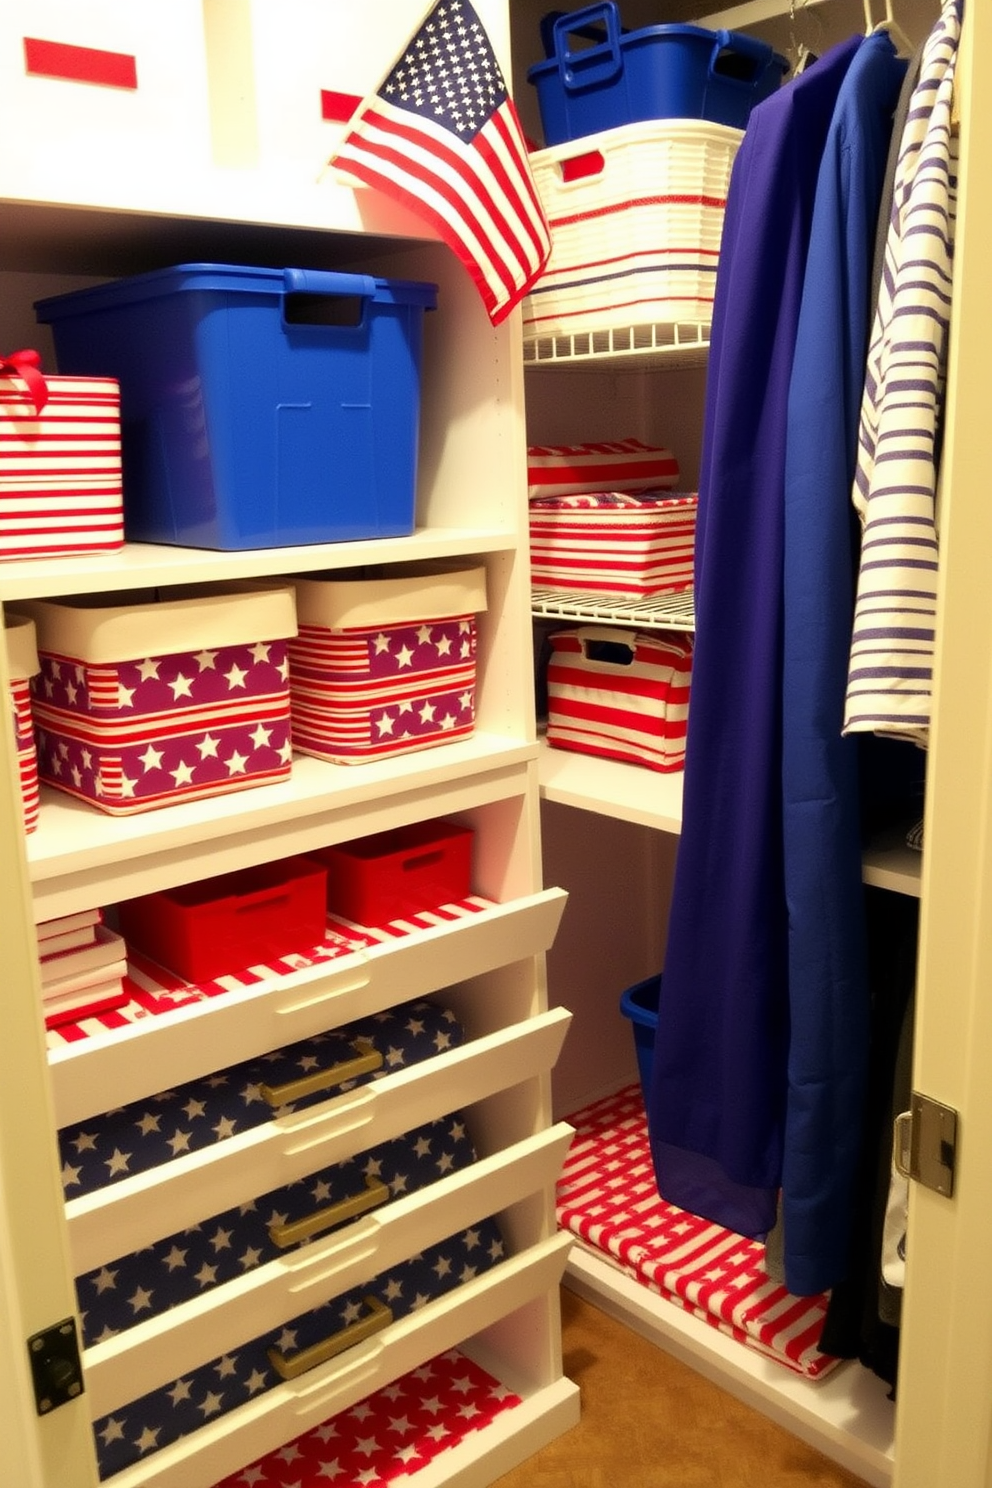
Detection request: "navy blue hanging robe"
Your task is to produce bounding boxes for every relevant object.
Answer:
[647,37,863,1242]
[781,31,908,1296]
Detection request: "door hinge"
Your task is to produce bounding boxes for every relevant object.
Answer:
[27,1317,84,1416]
[894,1092,958,1198]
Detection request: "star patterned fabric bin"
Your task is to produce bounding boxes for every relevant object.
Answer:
[286,564,487,765]
[12,583,297,814]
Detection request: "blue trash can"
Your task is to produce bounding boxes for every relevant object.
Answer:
[619,972,661,1105]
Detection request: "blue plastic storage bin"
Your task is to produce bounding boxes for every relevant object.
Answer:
[528,3,788,145]
[35,264,438,552]
[619,972,661,1105]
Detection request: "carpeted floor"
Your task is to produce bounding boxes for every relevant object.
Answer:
[494,1288,871,1488]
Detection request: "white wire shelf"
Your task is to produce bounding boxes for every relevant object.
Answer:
[522,321,711,370]
[530,587,696,631]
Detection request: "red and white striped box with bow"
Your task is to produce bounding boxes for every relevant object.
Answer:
[12,583,297,816]
[4,612,41,833]
[287,564,487,765]
[0,350,123,560]
[530,489,698,598]
[546,625,692,773]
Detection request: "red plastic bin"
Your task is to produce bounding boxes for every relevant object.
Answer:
[314,820,474,927]
[117,856,329,982]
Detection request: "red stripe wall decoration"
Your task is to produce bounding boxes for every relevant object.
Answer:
[23,37,138,90]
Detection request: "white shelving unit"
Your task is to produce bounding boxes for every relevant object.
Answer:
[0,5,581,1486]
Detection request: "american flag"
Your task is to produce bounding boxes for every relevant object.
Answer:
[327,0,550,326]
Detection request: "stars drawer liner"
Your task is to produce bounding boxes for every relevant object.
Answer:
[59,997,510,1479]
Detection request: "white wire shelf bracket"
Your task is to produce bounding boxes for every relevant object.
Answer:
[531,587,696,632]
[522,321,711,370]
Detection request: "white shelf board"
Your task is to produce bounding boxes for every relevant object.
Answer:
[0,528,515,603]
[564,1244,895,1488]
[537,737,684,832]
[523,321,710,371]
[861,828,923,898]
[26,735,537,920]
[538,741,925,895]
[532,587,695,632]
[0,165,434,266]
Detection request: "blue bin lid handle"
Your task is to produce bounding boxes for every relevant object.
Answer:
[709,28,777,86]
[550,2,624,93]
[282,267,378,300]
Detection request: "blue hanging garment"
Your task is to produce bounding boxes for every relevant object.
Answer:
[647,36,862,1241]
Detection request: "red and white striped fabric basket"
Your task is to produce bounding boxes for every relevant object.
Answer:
[0,356,123,560]
[5,612,40,833]
[558,1085,841,1380]
[546,626,692,772]
[527,437,679,498]
[14,584,297,816]
[288,565,487,765]
[530,490,697,597]
[522,119,742,340]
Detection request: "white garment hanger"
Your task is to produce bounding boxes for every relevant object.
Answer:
[862,0,914,55]
[787,0,822,76]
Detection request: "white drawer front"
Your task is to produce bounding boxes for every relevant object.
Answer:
[66,1007,572,1272]
[84,1123,574,1419]
[100,1229,573,1488]
[49,887,568,1128]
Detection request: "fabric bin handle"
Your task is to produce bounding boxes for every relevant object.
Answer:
[576,626,639,666]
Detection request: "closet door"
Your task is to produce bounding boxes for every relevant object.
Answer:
[890,8,992,1486]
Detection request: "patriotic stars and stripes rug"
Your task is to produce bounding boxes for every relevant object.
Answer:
[557,1084,841,1379]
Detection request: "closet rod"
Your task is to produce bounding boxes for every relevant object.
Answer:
[696,0,830,29]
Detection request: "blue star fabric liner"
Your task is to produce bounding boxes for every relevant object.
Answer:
[76,1112,484,1346]
[90,1213,507,1479]
[59,998,461,1197]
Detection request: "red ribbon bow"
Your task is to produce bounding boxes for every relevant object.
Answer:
[0,348,49,415]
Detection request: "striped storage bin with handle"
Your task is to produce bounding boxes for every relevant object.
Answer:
[546,625,692,772]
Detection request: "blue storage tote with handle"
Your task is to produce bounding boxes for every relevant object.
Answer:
[620,971,661,1105]
[35,264,437,552]
[528,3,788,145]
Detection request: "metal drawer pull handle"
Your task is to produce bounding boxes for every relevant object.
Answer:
[260,1039,382,1107]
[269,1175,390,1249]
[267,1296,392,1381]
